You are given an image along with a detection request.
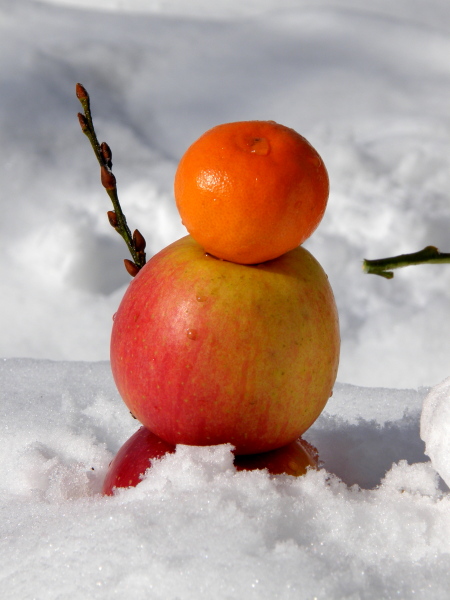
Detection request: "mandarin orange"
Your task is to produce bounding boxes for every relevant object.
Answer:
[174,120,329,265]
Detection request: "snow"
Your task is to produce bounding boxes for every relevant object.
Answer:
[2,357,449,599]
[421,377,450,489]
[2,0,450,598]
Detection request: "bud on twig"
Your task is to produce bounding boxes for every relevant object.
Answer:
[77,84,147,272]
[124,259,140,277]
[364,245,450,278]
[133,229,146,252]
[107,211,118,228]
[76,83,89,100]
[77,112,88,132]
[100,142,113,168]
[101,165,117,190]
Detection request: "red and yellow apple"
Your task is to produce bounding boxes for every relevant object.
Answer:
[110,235,339,454]
[102,426,319,495]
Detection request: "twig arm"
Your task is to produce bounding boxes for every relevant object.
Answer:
[76,83,146,275]
[363,246,450,279]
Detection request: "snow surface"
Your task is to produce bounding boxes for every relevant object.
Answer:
[2,0,450,598]
[2,357,449,600]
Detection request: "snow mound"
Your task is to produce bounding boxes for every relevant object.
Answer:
[421,377,450,488]
[2,358,450,599]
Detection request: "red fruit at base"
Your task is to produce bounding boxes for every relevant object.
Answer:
[102,426,319,495]
[234,437,318,476]
[102,427,175,495]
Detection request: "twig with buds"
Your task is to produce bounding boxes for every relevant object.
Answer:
[363,245,450,279]
[76,83,146,276]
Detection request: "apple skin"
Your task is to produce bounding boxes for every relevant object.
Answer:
[102,426,318,495]
[102,427,175,496]
[234,437,318,476]
[110,235,339,454]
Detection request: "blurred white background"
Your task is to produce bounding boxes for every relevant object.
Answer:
[1,0,450,388]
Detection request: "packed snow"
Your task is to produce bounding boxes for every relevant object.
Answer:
[2,0,450,598]
[421,377,450,488]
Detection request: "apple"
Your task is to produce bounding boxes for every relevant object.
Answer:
[102,427,175,495]
[111,235,339,454]
[234,436,318,476]
[102,426,318,495]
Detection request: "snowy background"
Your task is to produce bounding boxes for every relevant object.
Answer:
[1,0,450,598]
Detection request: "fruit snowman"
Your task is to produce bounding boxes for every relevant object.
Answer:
[76,86,339,494]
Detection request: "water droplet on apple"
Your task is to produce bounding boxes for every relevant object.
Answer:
[186,328,198,340]
[112,312,117,321]
[196,295,206,302]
